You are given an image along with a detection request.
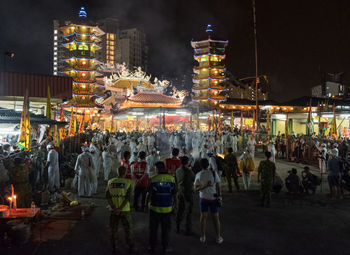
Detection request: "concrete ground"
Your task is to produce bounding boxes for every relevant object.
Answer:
[7,153,350,255]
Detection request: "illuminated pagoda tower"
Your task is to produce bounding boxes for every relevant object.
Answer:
[191,24,228,106]
[59,7,105,114]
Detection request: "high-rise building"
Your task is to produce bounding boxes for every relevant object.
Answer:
[117,28,148,71]
[58,7,105,113]
[191,25,228,106]
[96,18,119,65]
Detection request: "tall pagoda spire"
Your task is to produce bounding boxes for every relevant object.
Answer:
[78,7,87,18]
[191,26,228,107]
[59,7,105,115]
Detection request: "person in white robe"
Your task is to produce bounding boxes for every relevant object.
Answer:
[147,135,155,153]
[74,147,94,197]
[102,146,113,181]
[90,142,102,176]
[247,135,257,159]
[88,146,99,194]
[267,140,277,163]
[146,148,159,178]
[231,134,238,153]
[185,131,192,152]
[137,139,148,154]
[46,144,60,192]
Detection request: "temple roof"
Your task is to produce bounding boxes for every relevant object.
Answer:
[128,92,182,104]
[120,92,183,109]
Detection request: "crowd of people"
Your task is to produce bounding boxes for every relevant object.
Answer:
[1,128,350,252]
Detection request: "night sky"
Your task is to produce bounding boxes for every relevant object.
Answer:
[1,0,350,101]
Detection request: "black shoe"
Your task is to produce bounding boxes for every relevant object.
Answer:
[163,246,173,253]
[129,245,137,254]
[185,230,195,236]
[112,243,117,254]
[176,224,180,234]
[148,246,155,253]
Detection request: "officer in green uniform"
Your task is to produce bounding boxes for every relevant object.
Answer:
[146,161,176,253]
[176,156,194,235]
[258,151,276,207]
[224,147,240,192]
[106,165,135,253]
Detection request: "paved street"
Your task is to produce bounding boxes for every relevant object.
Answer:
[8,154,350,255]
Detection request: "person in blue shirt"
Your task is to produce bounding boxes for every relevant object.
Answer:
[146,161,177,253]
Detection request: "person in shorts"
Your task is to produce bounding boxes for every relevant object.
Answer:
[327,149,341,199]
[194,158,223,244]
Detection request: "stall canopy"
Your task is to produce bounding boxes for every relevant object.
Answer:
[0,108,67,125]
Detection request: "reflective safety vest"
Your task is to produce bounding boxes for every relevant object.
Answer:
[107,177,132,212]
[149,174,176,213]
[165,158,181,177]
[133,161,149,187]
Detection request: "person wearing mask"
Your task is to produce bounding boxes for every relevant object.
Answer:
[258,151,276,207]
[131,151,148,211]
[176,156,195,235]
[106,166,135,253]
[146,161,176,253]
[194,158,223,244]
[224,147,240,193]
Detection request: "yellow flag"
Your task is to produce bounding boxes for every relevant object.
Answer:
[53,124,59,147]
[68,109,76,137]
[17,90,31,150]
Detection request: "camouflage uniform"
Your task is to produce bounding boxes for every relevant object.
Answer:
[224,153,240,192]
[175,166,194,233]
[258,160,276,206]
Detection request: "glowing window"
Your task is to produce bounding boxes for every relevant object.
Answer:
[54,62,57,66]
[54,47,57,51]
[54,42,58,46]
[54,57,57,60]
[54,30,58,34]
[54,52,57,55]
[53,72,57,75]
[54,36,58,40]
[78,44,88,50]
[53,67,57,70]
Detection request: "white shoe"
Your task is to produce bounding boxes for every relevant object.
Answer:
[216,236,224,244]
[199,236,206,243]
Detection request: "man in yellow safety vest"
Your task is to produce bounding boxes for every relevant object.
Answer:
[106,165,135,253]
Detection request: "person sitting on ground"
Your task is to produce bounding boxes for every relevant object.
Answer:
[285,168,302,194]
[301,166,319,195]
[272,172,283,194]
